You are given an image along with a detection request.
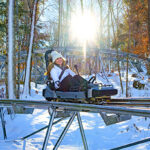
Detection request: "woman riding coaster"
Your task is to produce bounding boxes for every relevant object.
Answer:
[47,51,87,92]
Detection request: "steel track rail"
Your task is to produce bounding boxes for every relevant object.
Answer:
[1,99,150,117]
[103,102,150,106]
[111,97,150,102]
[1,99,150,150]
[106,97,150,106]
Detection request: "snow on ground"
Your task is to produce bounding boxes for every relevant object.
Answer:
[1,72,150,150]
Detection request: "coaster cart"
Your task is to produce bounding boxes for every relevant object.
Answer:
[42,50,118,104]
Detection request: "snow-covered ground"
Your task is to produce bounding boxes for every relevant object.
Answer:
[1,72,150,150]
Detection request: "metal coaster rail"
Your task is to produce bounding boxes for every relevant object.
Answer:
[105,97,150,106]
[1,98,150,117]
[1,98,150,150]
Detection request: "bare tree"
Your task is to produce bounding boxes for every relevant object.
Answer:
[110,0,124,94]
[125,0,132,97]
[8,0,15,99]
[97,0,103,49]
[148,0,150,49]
[107,0,111,48]
[22,0,38,99]
[147,0,150,77]
[58,0,63,47]
[15,0,21,98]
[64,0,70,47]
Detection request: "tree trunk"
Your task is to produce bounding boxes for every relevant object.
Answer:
[65,0,70,47]
[5,0,9,99]
[58,0,63,47]
[98,0,103,49]
[126,1,131,97]
[97,0,103,73]
[147,0,150,77]
[13,0,19,98]
[110,0,124,94]
[148,0,150,45]
[8,0,15,99]
[15,0,19,99]
[22,0,38,99]
[108,0,111,48]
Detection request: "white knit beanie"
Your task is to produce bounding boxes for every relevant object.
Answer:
[51,51,66,63]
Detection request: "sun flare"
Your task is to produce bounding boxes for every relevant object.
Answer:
[70,11,98,43]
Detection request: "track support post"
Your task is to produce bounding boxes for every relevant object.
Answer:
[42,108,56,150]
[53,112,76,150]
[77,112,88,150]
[0,108,7,139]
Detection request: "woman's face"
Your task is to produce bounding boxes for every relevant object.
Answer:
[55,57,63,65]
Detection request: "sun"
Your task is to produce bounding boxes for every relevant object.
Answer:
[70,11,98,44]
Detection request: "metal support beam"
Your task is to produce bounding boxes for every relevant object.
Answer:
[53,112,76,150]
[111,137,150,150]
[22,117,66,140]
[77,112,88,150]
[0,108,7,139]
[42,108,56,150]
